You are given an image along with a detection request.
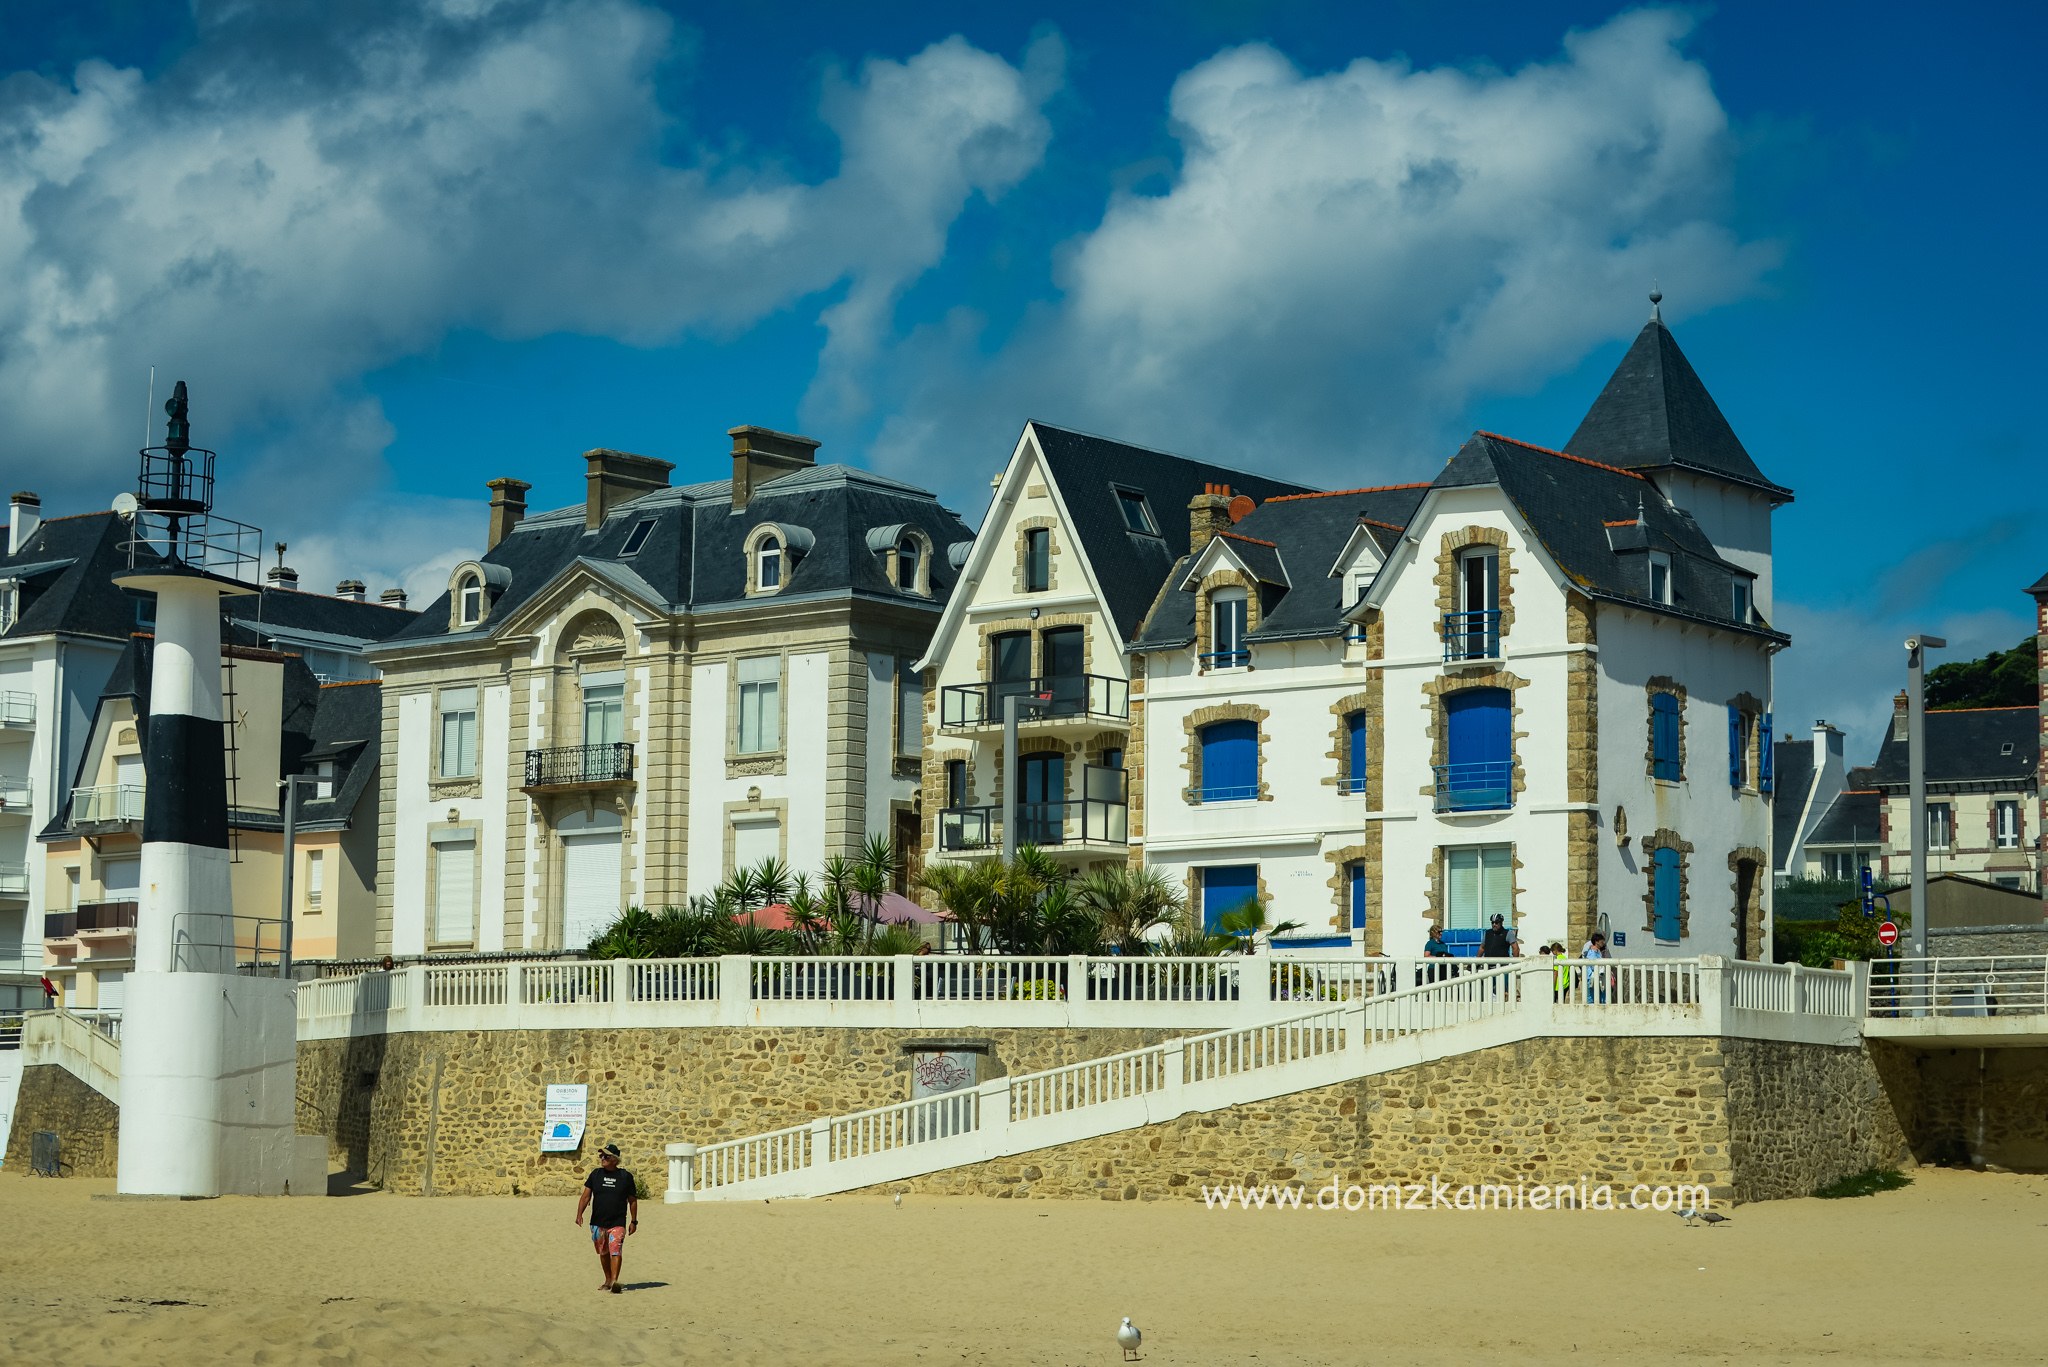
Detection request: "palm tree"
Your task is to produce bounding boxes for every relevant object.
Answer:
[1215,897,1304,952]
[1074,867,1185,954]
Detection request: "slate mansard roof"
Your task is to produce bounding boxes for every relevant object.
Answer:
[1564,314,1792,501]
[1130,484,1428,651]
[1025,423,1315,644]
[1433,432,1782,640]
[1864,707,2039,792]
[385,462,976,645]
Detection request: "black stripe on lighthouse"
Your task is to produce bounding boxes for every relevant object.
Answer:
[141,712,230,849]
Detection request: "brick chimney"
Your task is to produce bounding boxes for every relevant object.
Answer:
[487,477,531,550]
[1188,483,1234,554]
[1892,690,1909,742]
[335,579,366,602]
[266,563,299,591]
[729,426,819,512]
[584,450,672,531]
[9,492,40,555]
[380,587,409,610]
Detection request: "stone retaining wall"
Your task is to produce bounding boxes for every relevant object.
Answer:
[296,1026,1169,1196]
[1883,1044,2048,1172]
[3,1065,119,1178]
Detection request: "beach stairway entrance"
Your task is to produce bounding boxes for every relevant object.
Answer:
[667,957,1855,1202]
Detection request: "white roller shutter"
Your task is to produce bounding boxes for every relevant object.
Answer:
[561,831,623,951]
[96,971,125,1011]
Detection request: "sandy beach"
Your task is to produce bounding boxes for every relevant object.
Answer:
[1,1166,2042,1365]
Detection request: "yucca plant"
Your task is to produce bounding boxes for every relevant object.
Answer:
[1075,867,1185,954]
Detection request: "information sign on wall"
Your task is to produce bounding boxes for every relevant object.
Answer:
[541,1083,588,1153]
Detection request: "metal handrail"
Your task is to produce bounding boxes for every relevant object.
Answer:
[1198,649,1250,670]
[0,774,30,806]
[1441,609,1501,661]
[69,783,144,825]
[1186,783,1259,804]
[0,691,33,726]
[524,742,634,787]
[938,674,1131,729]
[1434,761,1514,812]
[936,799,1129,851]
[170,911,283,972]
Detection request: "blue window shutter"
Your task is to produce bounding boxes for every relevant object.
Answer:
[1202,865,1259,931]
[1200,719,1259,801]
[1727,705,1741,787]
[1653,847,1681,941]
[1651,694,1679,780]
[1445,689,1510,765]
[1346,711,1368,790]
[1760,713,1774,793]
[1349,862,1367,930]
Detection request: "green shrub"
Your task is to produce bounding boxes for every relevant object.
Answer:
[1814,1167,1911,1199]
[1007,979,1065,1000]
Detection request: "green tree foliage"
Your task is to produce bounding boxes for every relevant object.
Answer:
[1925,636,2037,710]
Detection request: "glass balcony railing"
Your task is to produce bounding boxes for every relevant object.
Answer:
[1441,609,1501,662]
[938,674,1130,730]
[936,798,1129,852]
[1434,761,1514,813]
[0,862,26,896]
[0,774,29,809]
[69,784,144,826]
[0,691,33,727]
[523,742,634,789]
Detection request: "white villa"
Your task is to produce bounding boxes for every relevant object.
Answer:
[367,428,974,958]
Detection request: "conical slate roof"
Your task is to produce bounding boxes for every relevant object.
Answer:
[1564,314,1792,501]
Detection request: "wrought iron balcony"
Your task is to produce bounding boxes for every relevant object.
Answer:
[68,783,143,828]
[1441,609,1501,662]
[1434,761,1514,813]
[524,742,634,791]
[937,674,1130,731]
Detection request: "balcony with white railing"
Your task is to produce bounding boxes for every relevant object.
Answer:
[0,861,26,898]
[0,691,33,728]
[68,783,144,830]
[0,773,29,813]
[1862,957,2048,1042]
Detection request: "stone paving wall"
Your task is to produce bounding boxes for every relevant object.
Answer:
[3,1064,119,1178]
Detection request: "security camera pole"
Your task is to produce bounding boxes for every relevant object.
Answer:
[1905,634,1945,1009]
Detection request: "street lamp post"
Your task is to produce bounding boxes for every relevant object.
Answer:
[1905,634,1945,1010]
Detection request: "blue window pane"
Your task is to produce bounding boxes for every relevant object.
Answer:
[1198,719,1259,802]
[1348,862,1367,930]
[1202,865,1259,932]
[1344,711,1368,794]
[1653,846,1681,942]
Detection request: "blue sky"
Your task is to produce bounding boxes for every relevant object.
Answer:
[2,0,2041,757]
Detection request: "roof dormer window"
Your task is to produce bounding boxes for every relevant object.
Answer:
[446,559,509,631]
[896,534,921,590]
[757,538,782,590]
[1647,551,1672,606]
[620,518,655,558]
[457,574,484,626]
[1731,578,1751,624]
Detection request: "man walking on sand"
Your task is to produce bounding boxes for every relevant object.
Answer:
[573,1143,638,1293]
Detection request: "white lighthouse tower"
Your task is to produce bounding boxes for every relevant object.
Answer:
[113,382,298,1197]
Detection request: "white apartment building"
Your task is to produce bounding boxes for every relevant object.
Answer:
[369,428,973,957]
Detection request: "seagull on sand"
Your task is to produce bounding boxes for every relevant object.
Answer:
[1698,1210,1732,1228]
[1117,1317,1142,1360]
[893,1191,903,1209]
[1675,1205,1700,1225]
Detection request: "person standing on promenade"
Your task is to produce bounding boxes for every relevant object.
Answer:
[573,1143,639,1293]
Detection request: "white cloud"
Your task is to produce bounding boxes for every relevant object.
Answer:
[859,8,1779,490]
[0,1,1056,536]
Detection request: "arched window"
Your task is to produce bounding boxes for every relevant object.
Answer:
[457,574,483,627]
[896,534,921,590]
[1438,688,1512,812]
[1198,719,1259,803]
[756,535,783,591]
[1342,710,1368,794]
[1652,845,1681,942]
[1650,692,1681,780]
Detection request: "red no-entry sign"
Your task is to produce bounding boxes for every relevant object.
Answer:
[1877,921,1899,947]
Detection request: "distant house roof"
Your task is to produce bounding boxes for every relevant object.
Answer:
[1430,432,1781,639]
[1806,789,1882,847]
[383,461,973,646]
[0,513,147,644]
[1023,423,1315,644]
[1131,484,1427,651]
[1771,738,1816,867]
[1865,707,2039,791]
[1564,314,1792,501]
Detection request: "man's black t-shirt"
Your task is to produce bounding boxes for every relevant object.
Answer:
[584,1168,636,1227]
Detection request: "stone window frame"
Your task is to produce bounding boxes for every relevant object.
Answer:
[886,526,935,597]
[1726,690,1763,792]
[727,649,789,774]
[1181,701,1273,805]
[723,796,791,879]
[1417,669,1530,806]
[1432,526,1517,647]
[1323,841,1372,939]
[551,605,632,748]
[1422,842,1523,938]
[1640,828,1695,943]
[1323,690,1374,797]
[1183,862,1274,931]
[432,682,483,786]
[1727,846,1766,960]
[1645,676,1688,784]
[1014,516,1060,595]
[974,614,1097,689]
[1192,567,1261,673]
[742,523,789,597]
[426,819,485,951]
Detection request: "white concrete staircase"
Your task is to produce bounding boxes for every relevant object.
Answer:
[667,957,1855,1202]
